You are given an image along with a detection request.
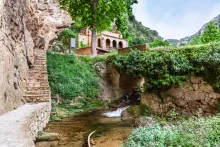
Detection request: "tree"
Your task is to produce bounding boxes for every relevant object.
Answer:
[149,39,170,48]
[189,35,202,45]
[59,0,137,56]
[201,21,220,44]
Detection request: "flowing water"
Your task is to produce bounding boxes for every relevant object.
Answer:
[40,108,135,147]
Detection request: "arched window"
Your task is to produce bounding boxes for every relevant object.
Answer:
[106,39,111,50]
[119,41,123,48]
[113,40,117,48]
[98,38,101,48]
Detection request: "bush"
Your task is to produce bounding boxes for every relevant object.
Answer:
[110,42,220,92]
[47,52,100,99]
[124,115,220,147]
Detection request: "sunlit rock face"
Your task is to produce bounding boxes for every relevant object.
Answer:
[0,0,71,115]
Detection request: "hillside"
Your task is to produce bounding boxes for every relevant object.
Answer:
[125,18,162,46]
[167,14,220,46]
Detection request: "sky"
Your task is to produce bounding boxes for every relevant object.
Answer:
[133,0,220,39]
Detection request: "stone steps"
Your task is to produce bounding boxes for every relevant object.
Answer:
[26,86,50,91]
[24,49,51,102]
[28,77,48,81]
[26,82,49,87]
[23,95,50,102]
[25,90,51,95]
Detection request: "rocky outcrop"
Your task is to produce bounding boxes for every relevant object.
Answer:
[96,63,144,101]
[141,76,220,115]
[0,0,71,115]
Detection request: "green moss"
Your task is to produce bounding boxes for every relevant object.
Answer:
[126,104,151,116]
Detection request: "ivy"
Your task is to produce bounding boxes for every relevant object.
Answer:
[110,42,220,92]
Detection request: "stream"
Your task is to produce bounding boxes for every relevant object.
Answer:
[39,107,136,147]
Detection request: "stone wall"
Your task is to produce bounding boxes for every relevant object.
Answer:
[118,44,149,54]
[0,0,71,115]
[75,47,92,55]
[0,102,51,147]
[141,76,220,115]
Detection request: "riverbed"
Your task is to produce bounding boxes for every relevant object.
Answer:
[37,109,135,147]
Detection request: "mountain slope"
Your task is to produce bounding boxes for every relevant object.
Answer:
[167,14,220,46]
[125,18,162,46]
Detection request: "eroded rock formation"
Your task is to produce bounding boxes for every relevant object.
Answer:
[0,0,71,115]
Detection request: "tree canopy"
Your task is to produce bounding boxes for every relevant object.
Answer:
[201,21,220,44]
[59,0,135,32]
[59,0,137,55]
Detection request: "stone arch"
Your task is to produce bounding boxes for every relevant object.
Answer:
[113,40,117,48]
[106,39,111,49]
[119,41,123,48]
[98,38,101,48]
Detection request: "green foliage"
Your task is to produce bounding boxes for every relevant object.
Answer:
[110,42,220,92]
[47,52,100,98]
[127,104,151,116]
[124,19,161,46]
[149,39,170,48]
[80,41,88,48]
[189,35,202,45]
[57,28,76,48]
[201,21,220,44]
[124,115,220,147]
[52,23,83,52]
[59,0,136,33]
[50,97,108,121]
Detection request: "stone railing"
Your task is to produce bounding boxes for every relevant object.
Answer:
[0,102,51,147]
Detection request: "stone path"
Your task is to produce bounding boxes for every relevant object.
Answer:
[0,102,51,147]
[0,49,52,147]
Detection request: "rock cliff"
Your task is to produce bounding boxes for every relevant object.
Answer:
[167,14,220,46]
[0,0,71,115]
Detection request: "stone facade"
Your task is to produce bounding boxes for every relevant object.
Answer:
[0,0,71,115]
[141,76,220,115]
[78,28,128,51]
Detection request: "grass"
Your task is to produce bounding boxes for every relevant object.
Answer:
[46,52,112,121]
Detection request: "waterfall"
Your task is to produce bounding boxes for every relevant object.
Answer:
[103,106,129,118]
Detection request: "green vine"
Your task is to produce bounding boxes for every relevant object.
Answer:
[110,42,220,92]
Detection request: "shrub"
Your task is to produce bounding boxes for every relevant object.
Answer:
[124,115,220,147]
[47,52,100,99]
[110,42,220,92]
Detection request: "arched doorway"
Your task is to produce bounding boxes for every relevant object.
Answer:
[113,40,117,48]
[119,41,123,48]
[98,38,101,48]
[106,39,111,50]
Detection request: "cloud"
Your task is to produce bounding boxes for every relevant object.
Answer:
[133,0,220,39]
